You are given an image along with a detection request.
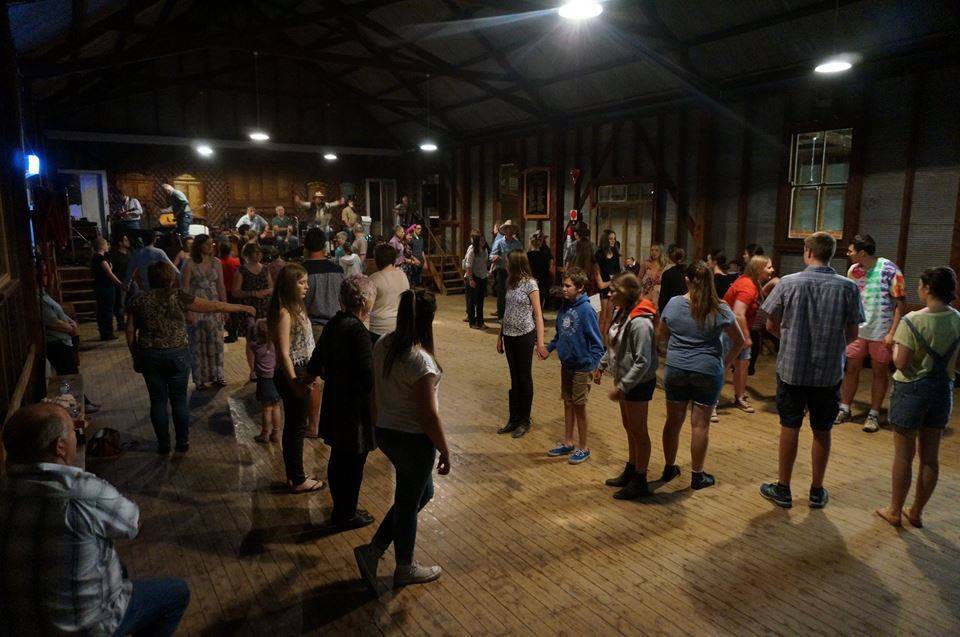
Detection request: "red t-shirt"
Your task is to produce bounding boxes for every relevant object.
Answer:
[221,256,241,294]
[723,275,760,328]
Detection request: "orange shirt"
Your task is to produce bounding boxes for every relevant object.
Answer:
[723,275,760,328]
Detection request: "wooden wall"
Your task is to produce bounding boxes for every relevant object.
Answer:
[0,7,44,421]
[452,64,960,298]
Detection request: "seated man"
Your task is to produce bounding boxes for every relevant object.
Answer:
[40,287,101,413]
[0,403,190,636]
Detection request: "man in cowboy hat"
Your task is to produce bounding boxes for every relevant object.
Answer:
[489,219,524,319]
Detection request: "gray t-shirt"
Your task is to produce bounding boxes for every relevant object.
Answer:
[661,295,735,376]
[372,335,441,434]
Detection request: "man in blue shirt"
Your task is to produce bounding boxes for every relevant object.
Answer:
[160,183,191,238]
[489,219,523,319]
[236,206,270,236]
[124,229,177,292]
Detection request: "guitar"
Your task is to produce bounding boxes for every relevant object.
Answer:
[109,207,142,222]
[158,203,211,228]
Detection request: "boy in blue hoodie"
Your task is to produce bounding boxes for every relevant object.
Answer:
[539,267,605,464]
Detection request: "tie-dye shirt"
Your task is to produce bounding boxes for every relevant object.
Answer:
[848,257,905,341]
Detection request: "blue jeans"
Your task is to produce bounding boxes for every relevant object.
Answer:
[176,213,192,238]
[112,578,190,637]
[370,428,435,565]
[140,348,191,447]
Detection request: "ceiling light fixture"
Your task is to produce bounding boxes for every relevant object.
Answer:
[815,1,854,75]
[420,73,438,153]
[249,51,271,142]
[558,1,603,20]
[323,152,338,161]
[195,143,214,157]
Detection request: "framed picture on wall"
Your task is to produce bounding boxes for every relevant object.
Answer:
[499,163,520,197]
[523,167,552,219]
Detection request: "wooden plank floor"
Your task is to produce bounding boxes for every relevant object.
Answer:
[77,295,960,636]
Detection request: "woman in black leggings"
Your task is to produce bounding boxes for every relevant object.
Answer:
[496,250,548,438]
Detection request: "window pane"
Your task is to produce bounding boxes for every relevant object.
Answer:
[789,187,819,237]
[793,132,823,185]
[627,183,640,201]
[824,128,852,183]
[820,186,846,235]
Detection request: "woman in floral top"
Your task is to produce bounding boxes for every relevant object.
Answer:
[232,242,273,381]
[496,250,548,438]
[126,261,254,453]
[638,244,666,305]
[267,263,322,493]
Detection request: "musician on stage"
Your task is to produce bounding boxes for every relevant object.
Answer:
[160,183,192,238]
[113,192,144,247]
[236,206,270,236]
[294,190,343,231]
[270,205,299,255]
[393,193,422,228]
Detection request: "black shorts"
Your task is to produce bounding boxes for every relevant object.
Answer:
[624,378,656,402]
[776,376,840,431]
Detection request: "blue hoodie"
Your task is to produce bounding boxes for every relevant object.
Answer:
[547,293,605,372]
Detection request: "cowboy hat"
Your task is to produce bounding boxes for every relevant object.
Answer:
[499,219,517,231]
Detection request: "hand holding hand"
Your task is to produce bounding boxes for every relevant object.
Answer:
[496,337,504,355]
[593,369,602,384]
[609,387,624,402]
[535,344,548,360]
[883,332,895,347]
[241,305,257,317]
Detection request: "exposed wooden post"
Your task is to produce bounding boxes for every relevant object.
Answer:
[675,107,689,248]
[736,100,754,257]
[577,120,625,212]
[461,145,472,255]
[897,76,924,270]
[478,143,486,236]
[693,110,715,258]
[772,94,796,274]
[655,112,667,243]
[573,127,583,217]
[951,176,960,301]
[842,87,868,250]
[553,128,566,281]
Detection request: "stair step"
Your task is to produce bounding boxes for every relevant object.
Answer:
[62,289,95,302]
[61,278,94,289]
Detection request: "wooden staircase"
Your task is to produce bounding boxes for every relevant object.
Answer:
[425,254,464,295]
[58,266,96,321]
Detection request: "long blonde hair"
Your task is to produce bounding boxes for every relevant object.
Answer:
[267,263,307,343]
[648,244,667,270]
[743,255,771,298]
[685,261,722,326]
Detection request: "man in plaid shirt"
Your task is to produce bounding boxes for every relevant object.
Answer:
[757,232,864,510]
[0,403,189,636]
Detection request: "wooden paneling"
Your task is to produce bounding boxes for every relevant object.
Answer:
[115,174,156,221]
[172,175,206,217]
[228,168,306,210]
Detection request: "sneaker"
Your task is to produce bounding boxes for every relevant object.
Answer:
[809,487,829,509]
[733,395,755,413]
[710,407,719,423]
[613,474,650,500]
[605,462,635,487]
[834,408,852,425]
[863,413,880,433]
[394,562,442,587]
[511,423,530,438]
[760,482,793,508]
[569,448,591,464]
[547,442,575,457]
[354,544,383,593]
[660,464,681,483]
[691,471,716,490]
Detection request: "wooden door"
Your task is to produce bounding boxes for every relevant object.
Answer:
[172,177,206,218]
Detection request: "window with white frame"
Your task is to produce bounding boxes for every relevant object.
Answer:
[788,128,852,238]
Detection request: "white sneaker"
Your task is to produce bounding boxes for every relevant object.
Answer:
[834,408,852,424]
[710,407,719,423]
[863,413,880,433]
[354,544,383,593]
[394,562,442,587]
[734,395,755,413]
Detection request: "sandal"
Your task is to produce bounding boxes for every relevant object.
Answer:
[288,477,326,493]
[213,379,228,388]
[269,431,280,443]
[254,434,269,444]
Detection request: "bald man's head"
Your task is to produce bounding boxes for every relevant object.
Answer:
[3,403,76,466]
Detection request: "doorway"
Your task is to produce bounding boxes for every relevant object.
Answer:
[59,170,109,233]
[591,182,656,263]
[365,178,396,239]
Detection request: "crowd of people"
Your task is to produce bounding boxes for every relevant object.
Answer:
[5,186,958,635]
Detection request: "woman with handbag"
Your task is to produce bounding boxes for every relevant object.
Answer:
[126,262,254,454]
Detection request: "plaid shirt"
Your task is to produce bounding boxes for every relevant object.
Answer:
[761,265,865,387]
[0,463,140,636]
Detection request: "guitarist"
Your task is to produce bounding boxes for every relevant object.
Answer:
[160,183,192,238]
[112,192,144,247]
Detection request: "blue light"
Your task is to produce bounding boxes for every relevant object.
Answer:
[25,153,40,177]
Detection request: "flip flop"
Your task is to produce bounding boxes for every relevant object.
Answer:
[288,477,325,493]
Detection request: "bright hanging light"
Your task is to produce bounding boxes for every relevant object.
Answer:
[814,58,852,74]
[323,152,338,161]
[420,141,438,152]
[249,130,270,142]
[559,1,603,19]
[195,143,214,157]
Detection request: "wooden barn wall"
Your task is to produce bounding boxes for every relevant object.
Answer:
[456,64,960,289]
[0,7,44,422]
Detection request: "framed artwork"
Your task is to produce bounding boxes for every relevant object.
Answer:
[499,163,520,197]
[523,167,552,219]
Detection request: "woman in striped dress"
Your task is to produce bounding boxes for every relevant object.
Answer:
[181,235,227,389]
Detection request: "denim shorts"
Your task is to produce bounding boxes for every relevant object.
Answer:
[256,377,281,404]
[776,376,840,430]
[624,377,656,403]
[722,332,750,361]
[889,377,953,430]
[663,365,723,406]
